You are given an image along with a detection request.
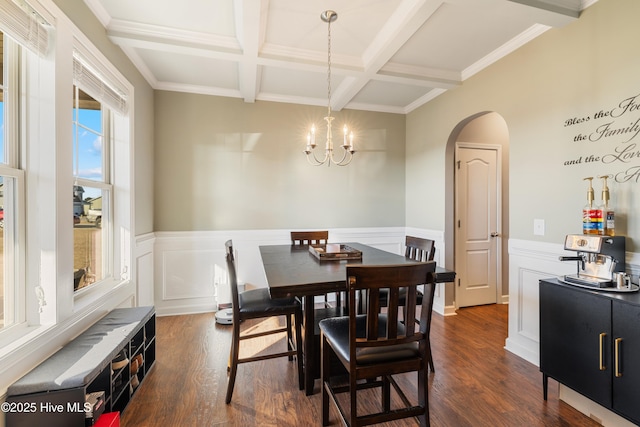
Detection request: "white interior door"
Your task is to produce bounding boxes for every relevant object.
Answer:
[455,146,500,308]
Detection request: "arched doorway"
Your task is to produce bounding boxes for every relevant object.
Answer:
[444,112,510,309]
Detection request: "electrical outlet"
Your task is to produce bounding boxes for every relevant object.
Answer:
[533,219,545,236]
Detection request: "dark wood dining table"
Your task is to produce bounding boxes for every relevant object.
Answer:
[259,242,456,395]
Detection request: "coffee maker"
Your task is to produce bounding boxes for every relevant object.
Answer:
[559,234,626,288]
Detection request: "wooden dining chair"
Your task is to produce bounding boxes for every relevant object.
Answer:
[377,237,436,308]
[319,262,437,427]
[377,236,437,371]
[290,230,340,308]
[224,240,303,404]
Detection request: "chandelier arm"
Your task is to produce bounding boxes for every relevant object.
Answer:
[306,141,354,167]
[330,148,353,166]
[306,149,330,166]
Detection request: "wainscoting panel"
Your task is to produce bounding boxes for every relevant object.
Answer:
[136,252,154,306]
[506,239,574,365]
[135,233,155,307]
[514,268,548,349]
[153,232,228,316]
[161,249,217,300]
[151,227,449,316]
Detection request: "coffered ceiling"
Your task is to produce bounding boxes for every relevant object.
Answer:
[83,0,595,114]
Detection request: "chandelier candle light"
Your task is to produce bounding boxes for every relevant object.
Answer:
[304,10,355,166]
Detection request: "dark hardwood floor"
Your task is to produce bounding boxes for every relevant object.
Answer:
[121,304,600,426]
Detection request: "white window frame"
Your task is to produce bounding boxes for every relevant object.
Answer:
[1,0,133,344]
[70,39,132,312]
[72,86,113,291]
[0,34,28,342]
[0,0,135,385]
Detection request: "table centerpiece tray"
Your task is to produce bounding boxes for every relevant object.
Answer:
[309,244,362,261]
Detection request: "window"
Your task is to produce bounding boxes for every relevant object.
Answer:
[1,31,6,328]
[0,0,52,342]
[71,45,128,296]
[0,29,26,332]
[73,86,109,290]
[0,0,133,361]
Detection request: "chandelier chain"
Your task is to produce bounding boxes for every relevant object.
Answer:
[327,16,332,117]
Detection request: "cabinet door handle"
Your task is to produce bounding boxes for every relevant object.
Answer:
[599,333,607,371]
[615,337,623,378]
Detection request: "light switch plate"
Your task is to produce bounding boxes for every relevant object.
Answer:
[534,219,545,236]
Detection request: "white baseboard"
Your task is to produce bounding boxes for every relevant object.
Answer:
[441,304,458,316]
[560,385,637,427]
[156,303,216,317]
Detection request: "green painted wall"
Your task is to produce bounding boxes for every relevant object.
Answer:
[153,93,406,231]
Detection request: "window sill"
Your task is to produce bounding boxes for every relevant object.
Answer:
[73,277,130,314]
[0,324,52,361]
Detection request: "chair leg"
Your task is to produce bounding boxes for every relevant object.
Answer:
[225,321,241,404]
[418,363,430,427]
[286,313,293,361]
[304,296,315,396]
[427,338,435,372]
[350,374,358,427]
[383,375,391,412]
[321,334,331,426]
[295,309,304,390]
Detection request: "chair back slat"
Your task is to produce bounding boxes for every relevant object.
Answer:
[418,283,436,334]
[404,285,417,331]
[291,230,329,245]
[364,286,381,339]
[385,286,400,338]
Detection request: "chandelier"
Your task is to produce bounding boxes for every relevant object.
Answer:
[304,10,355,166]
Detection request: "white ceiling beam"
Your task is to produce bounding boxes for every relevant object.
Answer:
[506,0,580,26]
[508,0,580,16]
[438,0,579,26]
[83,0,112,27]
[462,23,550,80]
[257,54,461,90]
[331,0,445,111]
[234,0,266,103]
[378,63,461,88]
[118,45,159,88]
[107,19,242,58]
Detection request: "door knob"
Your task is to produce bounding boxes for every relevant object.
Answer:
[490,232,500,237]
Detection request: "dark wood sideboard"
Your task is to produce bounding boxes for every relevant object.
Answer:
[539,278,640,425]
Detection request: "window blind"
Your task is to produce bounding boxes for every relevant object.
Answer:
[73,50,128,115]
[0,0,50,56]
